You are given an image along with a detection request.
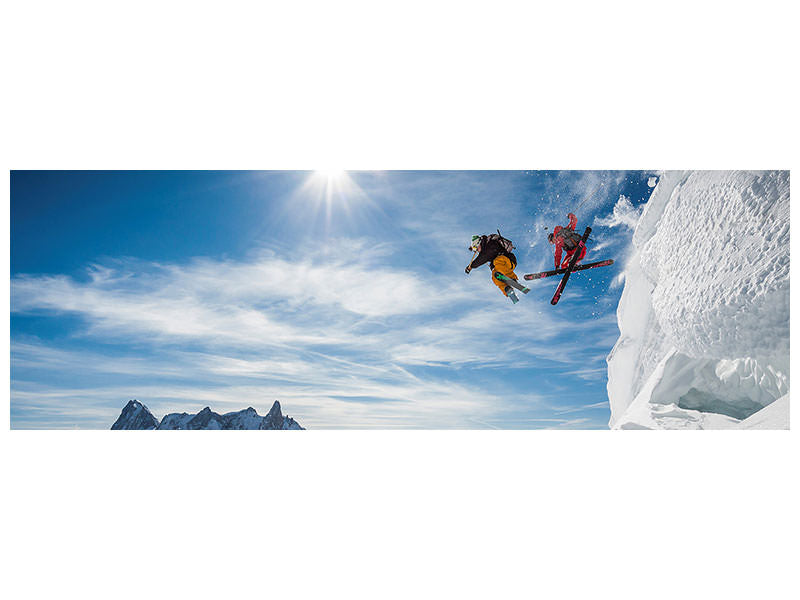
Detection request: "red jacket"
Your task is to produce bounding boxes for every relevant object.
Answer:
[552,213,579,268]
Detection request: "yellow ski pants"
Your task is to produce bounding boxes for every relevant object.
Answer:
[491,255,518,296]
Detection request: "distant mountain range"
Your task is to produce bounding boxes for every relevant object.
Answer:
[111,399,304,430]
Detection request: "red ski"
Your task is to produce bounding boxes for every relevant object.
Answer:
[524,259,614,281]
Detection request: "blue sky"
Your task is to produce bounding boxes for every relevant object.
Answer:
[10,170,654,429]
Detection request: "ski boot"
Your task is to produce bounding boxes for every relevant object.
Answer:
[504,285,519,304]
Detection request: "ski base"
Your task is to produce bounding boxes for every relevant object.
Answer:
[494,272,530,294]
[524,259,614,281]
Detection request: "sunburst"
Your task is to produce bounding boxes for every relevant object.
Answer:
[295,170,369,230]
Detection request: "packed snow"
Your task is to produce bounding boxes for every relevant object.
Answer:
[736,394,789,429]
[607,171,789,429]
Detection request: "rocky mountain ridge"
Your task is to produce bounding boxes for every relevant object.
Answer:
[111,399,304,430]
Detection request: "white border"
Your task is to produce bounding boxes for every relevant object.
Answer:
[3,2,797,599]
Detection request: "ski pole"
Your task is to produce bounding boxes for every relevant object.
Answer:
[466,249,477,271]
[575,182,602,214]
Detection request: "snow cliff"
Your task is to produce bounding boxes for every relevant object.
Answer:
[112,400,304,430]
[607,171,790,429]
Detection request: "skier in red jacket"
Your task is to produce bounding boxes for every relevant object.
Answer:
[548,212,586,269]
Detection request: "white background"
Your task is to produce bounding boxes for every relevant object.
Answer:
[1,1,797,599]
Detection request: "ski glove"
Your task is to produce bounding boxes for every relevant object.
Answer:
[465,266,472,274]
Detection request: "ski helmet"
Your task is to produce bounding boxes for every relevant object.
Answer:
[470,235,481,252]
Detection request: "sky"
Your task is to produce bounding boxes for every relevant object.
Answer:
[10,170,655,429]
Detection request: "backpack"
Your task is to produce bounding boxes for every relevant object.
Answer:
[487,230,515,254]
[558,228,582,250]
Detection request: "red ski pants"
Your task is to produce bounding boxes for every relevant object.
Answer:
[560,243,586,269]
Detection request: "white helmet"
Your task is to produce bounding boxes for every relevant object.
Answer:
[470,235,482,252]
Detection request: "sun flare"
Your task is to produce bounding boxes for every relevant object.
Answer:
[317,169,345,182]
[295,170,370,228]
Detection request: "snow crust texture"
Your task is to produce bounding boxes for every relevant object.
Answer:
[112,400,304,430]
[607,171,789,429]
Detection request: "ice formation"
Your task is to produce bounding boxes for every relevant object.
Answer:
[607,171,789,429]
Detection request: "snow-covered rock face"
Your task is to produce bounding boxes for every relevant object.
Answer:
[111,400,304,430]
[111,399,160,430]
[607,171,789,429]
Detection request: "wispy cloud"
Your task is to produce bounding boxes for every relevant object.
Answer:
[11,342,555,429]
[11,244,610,428]
[553,401,611,415]
[11,249,460,349]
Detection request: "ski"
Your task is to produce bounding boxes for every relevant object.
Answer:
[524,259,614,281]
[494,272,530,294]
[551,227,592,306]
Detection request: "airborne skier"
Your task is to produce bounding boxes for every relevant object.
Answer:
[465,231,527,303]
[524,211,613,304]
[548,212,586,269]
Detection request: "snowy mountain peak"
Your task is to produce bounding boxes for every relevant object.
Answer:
[262,400,290,430]
[111,399,160,430]
[111,400,304,430]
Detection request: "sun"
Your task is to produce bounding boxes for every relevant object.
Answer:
[311,169,349,209]
[317,169,345,182]
[313,170,349,202]
[305,169,360,205]
[291,170,371,232]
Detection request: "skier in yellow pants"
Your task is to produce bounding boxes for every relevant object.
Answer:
[465,232,520,302]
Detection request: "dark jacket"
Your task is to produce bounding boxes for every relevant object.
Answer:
[469,235,517,270]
